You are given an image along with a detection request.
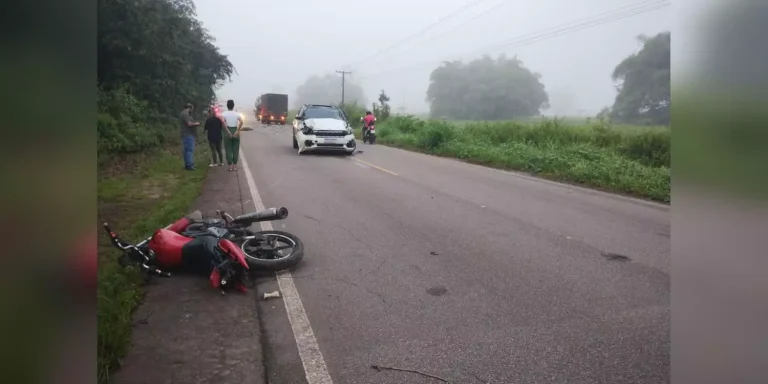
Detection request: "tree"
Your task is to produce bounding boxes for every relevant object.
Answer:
[373,90,391,121]
[98,0,233,114]
[426,55,549,120]
[97,0,234,155]
[596,106,612,122]
[609,32,670,125]
[294,74,367,107]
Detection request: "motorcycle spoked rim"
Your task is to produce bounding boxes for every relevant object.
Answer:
[240,233,297,261]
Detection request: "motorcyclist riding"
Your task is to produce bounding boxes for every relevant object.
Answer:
[361,111,376,137]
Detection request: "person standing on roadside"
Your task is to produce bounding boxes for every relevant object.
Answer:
[179,103,201,170]
[221,99,244,171]
[203,106,230,167]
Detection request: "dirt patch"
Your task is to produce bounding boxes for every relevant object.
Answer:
[99,151,155,179]
[141,174,179,199]
[98,200,160,227]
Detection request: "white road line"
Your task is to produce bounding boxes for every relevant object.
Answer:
[239,150,334,384]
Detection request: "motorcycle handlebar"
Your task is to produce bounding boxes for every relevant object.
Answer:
[104,223,171,277]
[103,223,130,250]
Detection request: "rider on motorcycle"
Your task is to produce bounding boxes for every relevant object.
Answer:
[361,111,376,137]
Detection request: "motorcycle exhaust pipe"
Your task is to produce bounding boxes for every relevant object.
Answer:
[232,207,289,225]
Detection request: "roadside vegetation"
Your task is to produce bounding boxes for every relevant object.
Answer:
[97,0,233,382]
[373,117,670,202]
[97,145,209,383]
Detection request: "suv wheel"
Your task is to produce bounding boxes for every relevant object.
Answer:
[292,134,299,149]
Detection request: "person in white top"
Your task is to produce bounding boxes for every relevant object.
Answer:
[221,100,244,171]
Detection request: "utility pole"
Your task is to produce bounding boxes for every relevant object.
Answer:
[336,70,351,105]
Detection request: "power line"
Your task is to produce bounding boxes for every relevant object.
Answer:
[357,0,514,69]
[360,0,668,79]
[347,0,491,68]
[357,0,669,80]
[491,0,667,49]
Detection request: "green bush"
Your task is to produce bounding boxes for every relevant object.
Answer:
[97,87,170,159]
[375,117,671,202]
[417,120,457,150]
[617,128,670,167]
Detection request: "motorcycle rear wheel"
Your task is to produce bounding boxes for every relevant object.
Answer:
[240,230,304,271]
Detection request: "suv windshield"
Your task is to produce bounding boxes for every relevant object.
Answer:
[303,107,345,120]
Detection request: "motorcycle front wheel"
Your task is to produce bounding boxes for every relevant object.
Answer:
[240,230,304,271]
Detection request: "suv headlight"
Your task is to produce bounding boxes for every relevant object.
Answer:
[301,125,313,135]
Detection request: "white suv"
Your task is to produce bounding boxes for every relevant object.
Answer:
[292,104,356,155]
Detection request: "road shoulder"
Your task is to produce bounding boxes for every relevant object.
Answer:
[110,165,266,384]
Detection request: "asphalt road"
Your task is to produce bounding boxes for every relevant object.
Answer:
[241,122,670,384]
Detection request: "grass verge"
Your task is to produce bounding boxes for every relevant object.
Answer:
[367,116,670,202]
[97,140,210,383]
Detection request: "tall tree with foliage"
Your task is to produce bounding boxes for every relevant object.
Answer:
[295,74,367,108]
[97,0,234,156]
[373,90,391,121]
[426,55,549,120]
[610,32,670,125]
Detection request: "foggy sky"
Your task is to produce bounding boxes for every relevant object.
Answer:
[194,0,670,116]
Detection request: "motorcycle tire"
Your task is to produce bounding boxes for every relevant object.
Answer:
[370,135,376,144]
[240,230,304,271]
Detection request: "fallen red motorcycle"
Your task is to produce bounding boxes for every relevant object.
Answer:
[103,207,304,294]
[169,207,305,271]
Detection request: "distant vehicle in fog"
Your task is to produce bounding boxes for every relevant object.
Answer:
[256,93,288,125]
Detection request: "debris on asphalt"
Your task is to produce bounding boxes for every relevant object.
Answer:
[262,291,281,300]
[356,150,364,154]
[430,251,439,255]
[480,205,486,208]
[370,364,448,382]
[138,310,153,325]
[601,251,630,262]
[426,285,448,297]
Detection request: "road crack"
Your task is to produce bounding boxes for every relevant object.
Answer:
[362,258,386,279]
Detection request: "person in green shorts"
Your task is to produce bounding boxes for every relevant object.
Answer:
[221,99,244,171]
